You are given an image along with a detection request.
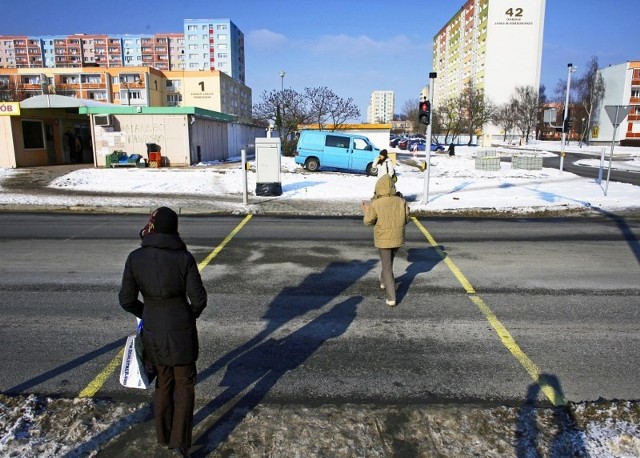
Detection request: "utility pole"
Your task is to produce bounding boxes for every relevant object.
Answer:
[422,72,436,204]
[559,63,576,172]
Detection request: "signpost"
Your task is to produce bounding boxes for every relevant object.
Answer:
[603,105,631,196]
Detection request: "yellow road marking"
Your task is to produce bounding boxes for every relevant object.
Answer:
[78,214,253,398]
[198,214,253,272]
[78,347,124,398]
[411,216,566,406]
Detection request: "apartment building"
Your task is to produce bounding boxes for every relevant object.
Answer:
[433,0,546,136]
[183,19,245,84]
[367,90,395,124]
[0,66,252,121]
[0,18,243,84]
[592,61,640,146]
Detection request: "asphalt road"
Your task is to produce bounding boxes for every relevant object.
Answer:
[1,212,639,411]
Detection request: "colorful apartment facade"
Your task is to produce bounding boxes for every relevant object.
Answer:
[0,18,243,82]
[593,61,640,146]
[433,0,546,136]
[0,66,252,121]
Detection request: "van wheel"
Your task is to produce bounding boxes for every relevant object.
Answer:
[366,163,378,176]
[305,157,320,172]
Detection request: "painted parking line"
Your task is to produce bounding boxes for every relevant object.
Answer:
[78,214,253,398]
[411,216,566,406]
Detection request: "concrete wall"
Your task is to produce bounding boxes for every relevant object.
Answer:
[92,114,191,166]
[0,117,17,168]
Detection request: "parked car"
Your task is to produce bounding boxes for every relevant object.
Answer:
[389,136,402,148]
[295,130,381,175]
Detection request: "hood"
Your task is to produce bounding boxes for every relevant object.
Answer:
[141,232,186,250]
[374,174,397,198]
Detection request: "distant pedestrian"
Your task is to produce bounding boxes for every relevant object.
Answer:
[119,206,207,457]
[376,149,396,182]
[448,143,455,156]
[362,175,410,307]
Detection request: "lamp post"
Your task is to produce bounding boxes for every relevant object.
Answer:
[559,63,576,172]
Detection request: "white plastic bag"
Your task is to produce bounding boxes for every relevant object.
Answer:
[119,324,155,389]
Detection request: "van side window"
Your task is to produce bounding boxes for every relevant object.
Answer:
[353,138,372,150]
[325,135,350,149]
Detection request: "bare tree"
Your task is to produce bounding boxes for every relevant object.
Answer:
[326,95,360,130]
[434,97,463,144]
[253,86,360,155]
[460,80,495,145]
[253,88,311,155]
[401,98,420,132]
[493,99,518,142]
[535,84,548,140]
[511,85,539,142]
[574,56,605,145]
[304,86,333,131]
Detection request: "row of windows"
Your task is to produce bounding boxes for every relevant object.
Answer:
[186,24,227,31]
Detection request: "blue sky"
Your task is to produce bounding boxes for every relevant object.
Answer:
[2,0,637,120]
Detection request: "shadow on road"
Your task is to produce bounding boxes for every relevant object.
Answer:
[516,373,586,457]
[5,336,128,394]
[191,259,376,455]
[396,247,443,303]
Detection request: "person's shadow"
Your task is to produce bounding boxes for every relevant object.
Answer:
[191,259,375,455]
[516,373,586,457]
[395,247,443,303]
[191,296,361,457]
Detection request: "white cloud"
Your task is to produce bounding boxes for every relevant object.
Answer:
[246,28,288,51]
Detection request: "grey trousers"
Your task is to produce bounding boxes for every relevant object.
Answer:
[379,247,399,302]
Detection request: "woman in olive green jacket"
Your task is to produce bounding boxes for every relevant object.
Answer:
[362,174,410,307]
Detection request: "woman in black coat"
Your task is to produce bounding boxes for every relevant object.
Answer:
[119,206,207,456]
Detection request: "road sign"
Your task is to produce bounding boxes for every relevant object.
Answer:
[604,105,630,127]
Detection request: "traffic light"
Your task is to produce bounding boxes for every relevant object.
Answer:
[563,118,573,132]
[419,100,431,125]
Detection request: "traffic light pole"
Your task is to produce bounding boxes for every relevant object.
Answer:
[422,72,436,204]
[559,63,575,173]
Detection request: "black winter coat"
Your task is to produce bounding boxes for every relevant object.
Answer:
[119,232,207,366]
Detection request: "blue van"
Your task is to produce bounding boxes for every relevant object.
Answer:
[294,130,381,175]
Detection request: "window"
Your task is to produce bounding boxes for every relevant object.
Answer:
[217,34,227,41]
[353,138,371,150]
[218,53,228,59]
[325,135,350,149]
[22,120,45,149]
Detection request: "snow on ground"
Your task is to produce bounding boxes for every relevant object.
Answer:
[1,141,639,456]
[2,142,639,215]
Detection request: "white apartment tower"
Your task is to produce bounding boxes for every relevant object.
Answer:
[183,19,245,84]
[433,0,546,136]
[367,90,395,123]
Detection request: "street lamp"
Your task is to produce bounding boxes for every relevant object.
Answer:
[280,70,285,91]
[559,63,577,172]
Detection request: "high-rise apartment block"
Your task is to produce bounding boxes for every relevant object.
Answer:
[183,19,245,84]
[367,90,395,124]
[0,18,244,83]
[433,0,546,136]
